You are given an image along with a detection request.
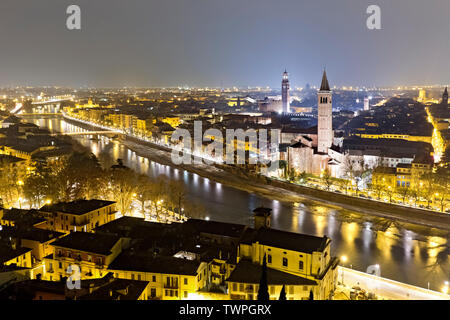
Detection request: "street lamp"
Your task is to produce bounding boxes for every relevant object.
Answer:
[443,281,449,295]
[340,255,348,286]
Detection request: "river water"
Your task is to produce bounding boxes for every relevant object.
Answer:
[31,116,450,291]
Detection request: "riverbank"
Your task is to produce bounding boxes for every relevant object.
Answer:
[62,115,450,231]
[124,136,450,231]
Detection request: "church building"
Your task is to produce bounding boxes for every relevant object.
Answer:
[286,70,343,177]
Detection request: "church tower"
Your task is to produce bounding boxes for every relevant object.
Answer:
[282,69,290,113]
[442,87,448,106]
[317,70,333,154]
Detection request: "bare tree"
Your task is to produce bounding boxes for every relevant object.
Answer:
[136,174,154,216]
[108,160,139,215]
[396,186,410,204]
[321,168,333,191]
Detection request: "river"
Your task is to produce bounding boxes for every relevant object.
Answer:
[30,116,450,292]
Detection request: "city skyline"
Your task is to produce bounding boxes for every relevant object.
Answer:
[0,0,450,304]
[1,0,450,88]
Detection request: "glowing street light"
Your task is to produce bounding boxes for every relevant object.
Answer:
[340,255,348,286]
[442,282,449,295]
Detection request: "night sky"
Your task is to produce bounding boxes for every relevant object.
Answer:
[0,0,449,88]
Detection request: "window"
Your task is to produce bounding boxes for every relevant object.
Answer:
[184,291,188,298]
[239,283,244,292]
[151,288,156,298]
[267,254,272,264]
[270,286,275,295]
[184,278,188,285]
[152,275,156,282]
[289,286,294,294]
[299,261,304,270]
[233,283,237,291]
[282,257,288,267]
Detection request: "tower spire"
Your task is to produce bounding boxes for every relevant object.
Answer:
[320,69,330,91]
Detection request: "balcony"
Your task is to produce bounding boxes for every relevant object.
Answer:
[163,282,179,289]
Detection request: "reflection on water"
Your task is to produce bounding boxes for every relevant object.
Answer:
[32,117,450,290]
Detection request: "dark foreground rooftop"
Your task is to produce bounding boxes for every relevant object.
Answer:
[227,260,317,285]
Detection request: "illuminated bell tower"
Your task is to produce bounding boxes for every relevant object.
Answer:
[317,69,333,154]
[282,69,290,113]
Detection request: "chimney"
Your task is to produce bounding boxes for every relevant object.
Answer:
[253,207,272,230]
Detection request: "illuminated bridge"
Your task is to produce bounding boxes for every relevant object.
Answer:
[48,131,121,136]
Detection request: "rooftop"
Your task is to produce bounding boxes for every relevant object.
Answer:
[78,278,149,300]
[1,209,47,227]
[51,232,121,255]
[0,226,64,243]
[108,251,201,276]
[40,199,116,215]
[0,244,32,264]
[240,227,329,254]
[227,260,317,285]
[183,219,247,239]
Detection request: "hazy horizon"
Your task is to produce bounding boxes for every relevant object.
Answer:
[1,0,449,88]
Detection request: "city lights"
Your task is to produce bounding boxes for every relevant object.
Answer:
[0,0,449,307]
